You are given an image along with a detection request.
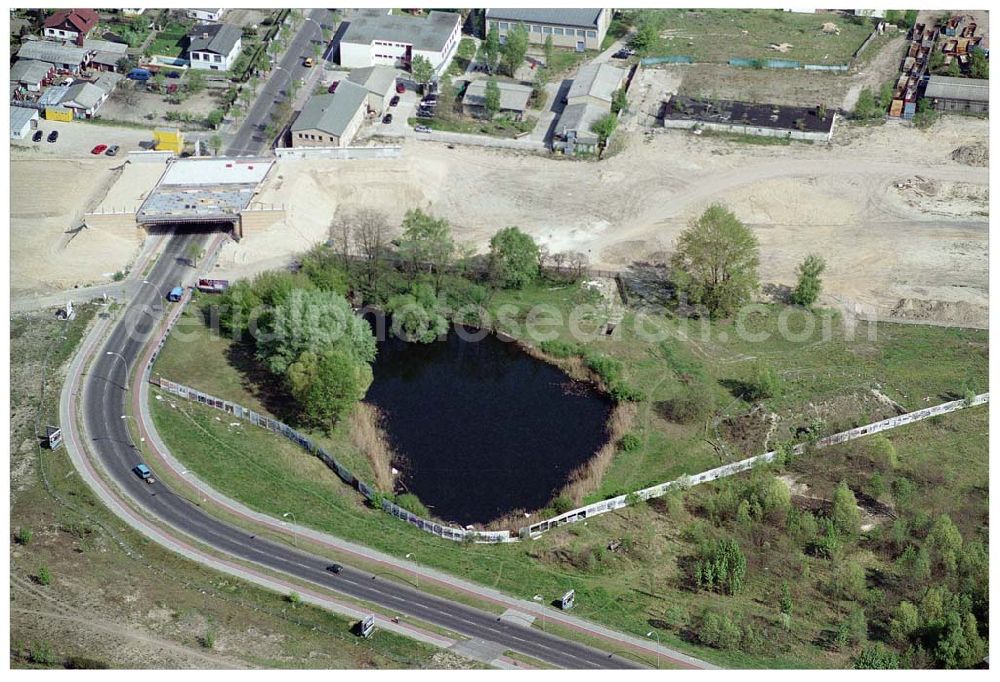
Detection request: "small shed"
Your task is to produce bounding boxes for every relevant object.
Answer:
[10,106,39,139]
[462,79,532,119]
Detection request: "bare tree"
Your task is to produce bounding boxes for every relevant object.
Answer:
[327,212,355,272]
[537,244,551,272]
[567,251,589,281]
[351,209,391,294]
[551,251,568,273]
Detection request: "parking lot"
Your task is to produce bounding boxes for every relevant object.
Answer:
[11,118,157,160]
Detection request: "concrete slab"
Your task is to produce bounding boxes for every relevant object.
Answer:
[499,608,536,628]
[449,637,508,664]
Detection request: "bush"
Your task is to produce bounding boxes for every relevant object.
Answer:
[35,566,51,586]
[15,527,32,545]
[29,641,57,665]
[540,339,582,359]
[552,495,575,514]
[618,433,641,452]
[835,607,868,649]
[697,610,743,650]
[745,361,782,400]
[854,643,901,669]
[286,591,302,605]
[661,380,716,423]
[395,493,431,518]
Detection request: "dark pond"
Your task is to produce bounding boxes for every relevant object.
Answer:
[363,318,613,526]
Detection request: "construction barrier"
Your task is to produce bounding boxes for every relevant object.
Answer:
[640,55,694,65]
[44,106,73,122]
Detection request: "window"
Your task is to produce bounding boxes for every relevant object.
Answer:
[554,28,564,35]
[577,29,586,37]
[498,21,508,30]
[543,26,552,34]
[532,25,541,33]
[587,30,597,38]
[214,54,221,62]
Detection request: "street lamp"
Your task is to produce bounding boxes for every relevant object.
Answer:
[646,630,660,669]
[282,512,298,547]
[106,351,129,388]
[405,553,419,587]
[140,279,162,309]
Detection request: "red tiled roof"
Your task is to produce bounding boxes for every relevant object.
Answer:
[44,8,99,33]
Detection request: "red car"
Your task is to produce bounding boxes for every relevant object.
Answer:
[328,80,339,93]
[395,81,405,94]
[91,144,108,155]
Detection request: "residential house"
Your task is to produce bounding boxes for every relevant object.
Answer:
[553,102,606,153]
[17,41,89,72]
[187,23,242,71]
[484,8,611,52]
[186,9,226,22]
[339,9,461,76]
[291,80,369,148]
[43,8,98,45]
[461,79,532,118]
[566,62,626,108]
[10,59,55,92]
[60,81,109,118]
[10,105,39,139]
[923,75,988,113]
[346,65,398,115]
[81,38,128,71]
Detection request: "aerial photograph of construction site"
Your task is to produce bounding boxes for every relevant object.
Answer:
[8,3,991,674]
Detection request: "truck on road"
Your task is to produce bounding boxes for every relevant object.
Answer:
[167,286,184,302]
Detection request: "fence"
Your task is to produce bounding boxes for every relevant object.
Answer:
[643,55,848,71]
[661,117,836,142]
[152,373,512,544]
[275,145,403,160]
[640,55,694,66]
[520,392,989,538]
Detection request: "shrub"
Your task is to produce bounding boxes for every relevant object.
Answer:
[693,537,747,595]
[540,339,582,359]
[854,643,901,669]
[35,566,51,586]
[618,433,641,452]
[745,361,782,400]
[200,631,216,649]
[552,495,575,514]
[29,641,57,666]
[661,380,716,423]
[15,527,32,545]
[831,481,861,537]
[697,610,743,650]
[395,493,431,518]
[835,607,868,649]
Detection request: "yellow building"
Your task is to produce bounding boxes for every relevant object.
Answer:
[153,128,184,154]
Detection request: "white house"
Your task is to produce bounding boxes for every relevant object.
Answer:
[60,81,110,118]
[186,8,225,22]
[10,106,39,140]
[42,8,98,45]
[339,9,461,76]
[187,23,242,71]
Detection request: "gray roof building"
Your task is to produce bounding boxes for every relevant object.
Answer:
[347,65,397,97]
[343,10,459,52]
[38,84,70,107]
[567,62,626,104]
[187,22,242,56]
[462,79,533,113]
[924,75,989,102]
[555,102,607,144]
[484,8,606,30]
[17,40,89,67]
[10,59,54,85]
[93,71,123,93]
[61,81,106,110]
[11,105,39,137]
[81,38,128,54]
[292,80,369,137]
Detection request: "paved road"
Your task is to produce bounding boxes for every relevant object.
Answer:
[227,8,334,156]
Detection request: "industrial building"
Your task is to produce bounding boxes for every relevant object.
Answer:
[339,9,461,76]
[484,8,611,52]
[461,80,532,119]
[291,81,370,148]
[923,76,989,113]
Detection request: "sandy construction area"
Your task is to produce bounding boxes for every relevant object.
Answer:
[9,157,158,296]
[216,114,987,328]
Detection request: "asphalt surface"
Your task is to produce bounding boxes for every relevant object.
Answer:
[227,7,334,157]
[73,15,643,669]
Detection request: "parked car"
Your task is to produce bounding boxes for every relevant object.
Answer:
[47,130,58,143]
[327,80,339,93]
[105,144,120,157]
[414,124,432,133]
[382,113,393,124]
[166,71,181,78]
[303,57,315,67]
[32,130,43,142]
[421,94,438,104]
[395,81,406,94]
[416,110,434,119]
[91,144,108,155]
[127,67,151,81]
[389,95,399,107]
[325,564,343,574]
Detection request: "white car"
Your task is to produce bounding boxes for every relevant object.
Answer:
[414,125,432,133]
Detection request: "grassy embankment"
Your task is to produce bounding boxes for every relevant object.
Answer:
[9,305,460,669]
[149,265,987,668]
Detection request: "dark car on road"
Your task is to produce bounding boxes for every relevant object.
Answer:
[326,564,343,574]
[395,81,405,94]
[389,95,399,106]
[613,48,636,59]
[166,71,181,78]
[382,113,393,124]
[47,130,59,143]
[32,130,43,142]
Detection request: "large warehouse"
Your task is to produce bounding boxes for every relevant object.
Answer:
[923,75,989,113]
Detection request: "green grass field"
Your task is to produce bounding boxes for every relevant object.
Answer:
[640,8,873,65]
[149,269,987,668]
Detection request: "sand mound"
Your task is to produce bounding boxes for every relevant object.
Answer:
[951,144,988,167]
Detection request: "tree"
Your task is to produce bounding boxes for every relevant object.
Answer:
[630,11,663,53]
[927,514,963,574]
[745,360,781,400]
[186,241,204,267]
[970,49,988,79]
[287,349,372,427]
[116,55,135,73]
[694,537,747,595]
[834,607,868,649]
[661,379,715,423]
[482,25,500,73]
[670,204,760,317]
[351,209,391,294]
[36,565,51,586]
[258,288,376,376]
[387,283,448,343]
[187,69,205,94]
[831,481,861,538]
[779,582,793,618]
[853,643,900,669]
[398,209,454,291]
[543,33,554,66]
[830,559,867,601]
[946,58,961,77]
[206,108,224,128]
[500,23,529,77]
[697,610,742,650]
[590,112,618,144]
[611,87,628,115]
[410,54,434,89]
[889,600,920,645]
[488,226,540,289]
[790,254,826,307]
[483,76,501,119]
[209,134,223,155]
[853,87,883,120]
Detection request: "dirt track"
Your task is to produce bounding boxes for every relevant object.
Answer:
[217,114,987,328]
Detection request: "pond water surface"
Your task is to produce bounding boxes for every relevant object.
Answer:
[363,321,613,526]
